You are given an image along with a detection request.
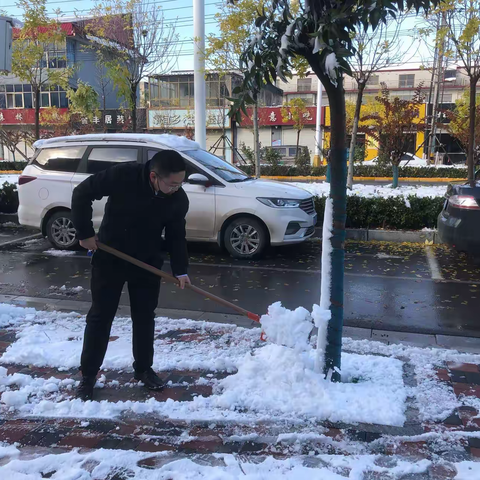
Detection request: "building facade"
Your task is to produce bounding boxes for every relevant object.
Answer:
[0,18,136,161]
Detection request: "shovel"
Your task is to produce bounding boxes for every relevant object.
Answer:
[96,242,262,326]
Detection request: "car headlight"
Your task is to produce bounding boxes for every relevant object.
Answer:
[257,197,301,208]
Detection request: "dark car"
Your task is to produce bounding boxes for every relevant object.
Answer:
[437,174,480,254]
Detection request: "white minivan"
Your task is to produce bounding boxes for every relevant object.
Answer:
[18,134,317,259]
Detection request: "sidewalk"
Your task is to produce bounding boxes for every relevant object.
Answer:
[3,294,480,353]
[0,298,479,478]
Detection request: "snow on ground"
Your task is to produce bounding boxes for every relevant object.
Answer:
[4,445,472,480]
[290,181,447,200]
[42,249,78,257]
[0,175,19,186]
[0,304,479,429]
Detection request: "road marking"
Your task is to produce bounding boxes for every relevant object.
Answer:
[425,246,444,281]
[0,233,42,248]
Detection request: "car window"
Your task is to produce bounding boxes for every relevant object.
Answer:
[87,147,138,174]
[32,146,86,172]
[185,149,250,182]
[147,149,201,178]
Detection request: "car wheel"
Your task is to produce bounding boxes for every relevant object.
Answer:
[46,211,79,250]
[224,217,268,259]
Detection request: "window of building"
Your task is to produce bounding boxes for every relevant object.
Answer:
[39,85,68,108]
[366,75,379,86]
[150,75,230,108]
[41,42,67,69]
[286,93,315,106]
[444,70,457,81]
[441,93,453,103]
[399,74,415,88]
[394,93,414,101]
[297,78,312,92]
[0,84,33,109]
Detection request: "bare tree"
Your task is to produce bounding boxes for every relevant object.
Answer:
[436,0,480,185]
[346,16,413,189]
[87,0,180,132]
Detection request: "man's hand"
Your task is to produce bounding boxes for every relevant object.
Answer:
[176,275,191,290]
[80,236,98,251]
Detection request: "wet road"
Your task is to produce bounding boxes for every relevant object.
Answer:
[0,224,479,337]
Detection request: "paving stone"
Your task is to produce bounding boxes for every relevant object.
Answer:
[96,436,122,450]
[470,447,480,458]
[443,414,463,426]
[58,434,103,449]
[18,430,49,447]
[371,330,436,347]
[115,438,141,451]
[137,454,187,469]
[428,464,458,479]
[135,441,175,453]
[447,362,479,373]
[436,369,451,382]
[453,383,480,398]
[450,371,469,383]
[468,437,480,449]
[0,426,34,443]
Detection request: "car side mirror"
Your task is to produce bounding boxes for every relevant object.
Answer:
[188,173,210,186]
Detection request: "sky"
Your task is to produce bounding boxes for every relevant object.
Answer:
[0,0,437,74]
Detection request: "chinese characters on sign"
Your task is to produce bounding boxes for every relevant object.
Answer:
[269,112,277,122]
[0,113,4,122]
[264,108,315,124]
[15,113,23,121]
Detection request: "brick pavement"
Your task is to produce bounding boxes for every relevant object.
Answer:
[0,327,480,477]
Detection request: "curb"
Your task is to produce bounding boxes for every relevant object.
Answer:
[261,175,465,183]
[313,227,441,244]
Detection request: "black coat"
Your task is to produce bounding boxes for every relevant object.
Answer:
[71,162,189,276]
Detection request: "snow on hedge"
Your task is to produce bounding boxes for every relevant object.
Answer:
[289,182,447,199]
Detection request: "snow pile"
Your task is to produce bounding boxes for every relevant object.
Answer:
[260,302,313,351]
[290,182,447,200]
[216,345,407,426]
[49,285,85,295]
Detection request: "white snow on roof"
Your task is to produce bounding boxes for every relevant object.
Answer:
[33,134,200,151]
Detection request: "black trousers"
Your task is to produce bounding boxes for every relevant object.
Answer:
[80,258,161,377]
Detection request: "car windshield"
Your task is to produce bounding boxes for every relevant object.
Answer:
[185,149,251,183]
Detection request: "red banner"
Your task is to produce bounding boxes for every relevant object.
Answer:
[239,106,322,127]
[0,109,69,125]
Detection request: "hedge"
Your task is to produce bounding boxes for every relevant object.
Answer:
[0,161,28,171]
[0,181,445,230]
[241,164,467,179]
[314,195,445,230]
[0,182,19,214]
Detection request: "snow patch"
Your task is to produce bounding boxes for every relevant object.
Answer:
[325,52,340,87]
[42,249,78,257]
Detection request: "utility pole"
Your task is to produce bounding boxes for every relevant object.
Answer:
[313,79,323,167]
[428,13,446,164]
[193,0,206,149]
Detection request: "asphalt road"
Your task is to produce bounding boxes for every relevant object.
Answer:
[0,223,479,338]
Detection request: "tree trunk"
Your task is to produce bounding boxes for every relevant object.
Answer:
[131,83,138,133]
[103,95,107,133]
[347,82,365,190]
[308,56,347,382]
[34,88,40,140]
[296,129,301,162]
[468,76,477,187]
[392,164,399,188]
[253,101,260,178]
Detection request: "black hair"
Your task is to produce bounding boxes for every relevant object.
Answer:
[150,150,186,176]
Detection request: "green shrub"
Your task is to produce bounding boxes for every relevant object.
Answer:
[0,182,19,214]
[295,147,311,175]
[240,163,467,178]
[0,161,27,171]
[313,195,444,230]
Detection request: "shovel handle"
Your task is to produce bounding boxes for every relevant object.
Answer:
[96,242,261,323]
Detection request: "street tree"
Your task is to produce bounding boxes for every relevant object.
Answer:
[281,97,309,161]
[347,16,411,189]
[434,0,480,185]
[88,0,180,132]
[10,0,73,140]
[446,89,480,164]
[360,83,425,187]
[0,129,28,161]
[229,0,435,379]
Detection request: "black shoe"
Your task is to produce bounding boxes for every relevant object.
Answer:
[134,368,164,391]
[76,376,96,401]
